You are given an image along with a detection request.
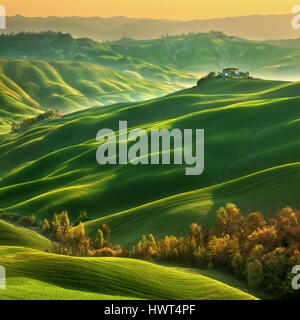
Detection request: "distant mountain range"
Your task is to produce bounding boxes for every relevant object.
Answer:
[5,14,300,41]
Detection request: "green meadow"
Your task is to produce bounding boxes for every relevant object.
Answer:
[0,245,256,300]
[0,31,299,300]
[0,219,51,250]
[0,78,299,246]
[0,205,257,300]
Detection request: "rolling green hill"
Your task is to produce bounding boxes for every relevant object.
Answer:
[0,78,299,245]
[85,163,300,244]
[0,246,257,300]
[0,221,257,300]
[0,58,181,133]
[0,220,51,250]
[0,32,196,85]
[109,32,300,80]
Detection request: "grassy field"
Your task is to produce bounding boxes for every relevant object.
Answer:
[0,58,181,133]
[85,163,300,244]
[0,220,51,250]
[0,246,257,300]
[0,74,298,301]
[0,30,299,302]
[0,78,299,245]
[0,218,258,300]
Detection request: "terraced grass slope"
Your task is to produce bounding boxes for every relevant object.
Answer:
[0,58,180,133]
[0,246,257,300]
[0,78,299,245]
[0,32,196,86]
[109,33,300,80]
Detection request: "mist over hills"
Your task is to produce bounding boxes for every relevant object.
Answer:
[110,33,300,80]
[1,31,300,82]
[0,58,181,134]
[0,32,195,86]
[5,14,300,41]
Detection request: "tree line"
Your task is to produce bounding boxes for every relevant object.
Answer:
[11,110,62,133]
[1,203,299,299]
[132,204,300,299]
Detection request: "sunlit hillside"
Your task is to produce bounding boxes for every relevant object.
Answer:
[0,79,299,245]
[0,58,181,133]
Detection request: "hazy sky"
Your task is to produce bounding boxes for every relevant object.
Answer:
[2,0,297,20]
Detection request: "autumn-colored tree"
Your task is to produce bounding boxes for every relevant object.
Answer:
[100,224,111,241]
[94,247,116,257]
[183,235,197,262]
[42,219,51,233]
[11,110,62,132]
[94,229,104,249]
[70,222,90,255]
[57,211,71,246]
[30,203,300,298]
[243,211,266,235]
[190,223,203,246]
[207,235,239,266]
[246,225,279,253]
[247,244,264,262]
[162,235,171,256]
[216,203,244,236]
[18,214,37,227]
[276,207,298,232]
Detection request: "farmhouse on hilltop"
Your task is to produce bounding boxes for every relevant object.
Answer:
[220,68,249,78]
[197,68,251,85]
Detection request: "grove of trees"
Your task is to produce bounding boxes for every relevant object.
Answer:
[11,109,62,133]
[132,204,300,299]
[1,203,299,299]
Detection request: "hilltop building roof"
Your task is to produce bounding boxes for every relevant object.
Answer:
[223,68,239,72]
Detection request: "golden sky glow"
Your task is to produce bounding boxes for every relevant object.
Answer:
[2,0,297,20]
